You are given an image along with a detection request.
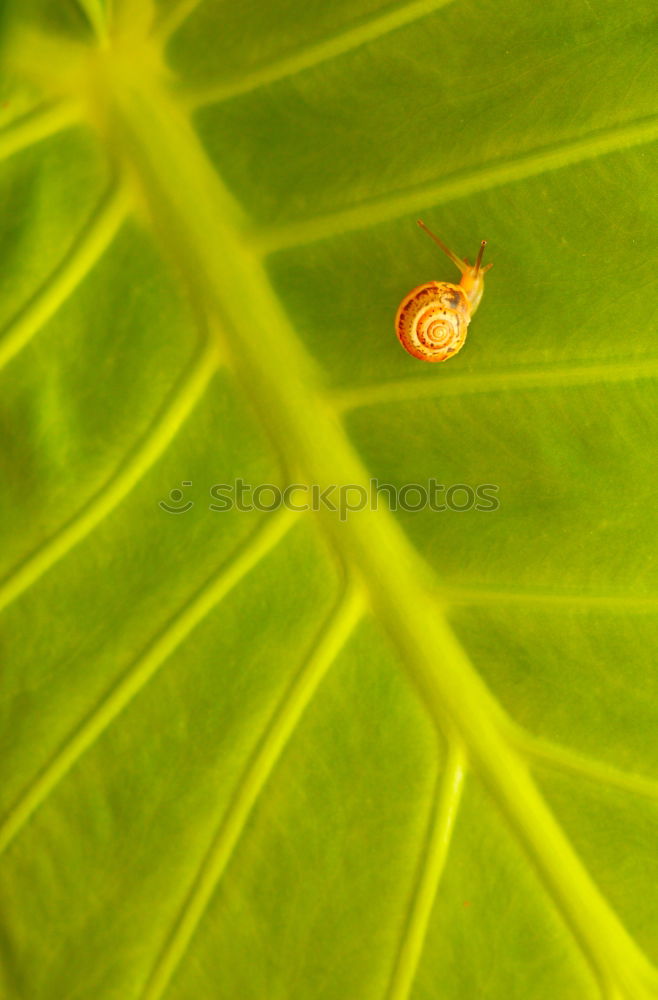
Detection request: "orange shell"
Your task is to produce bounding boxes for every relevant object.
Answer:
[395,281,471,362]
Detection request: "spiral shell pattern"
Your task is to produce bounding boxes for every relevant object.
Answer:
[395,281,471,362]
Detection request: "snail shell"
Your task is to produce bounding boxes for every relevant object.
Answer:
[395,281,470,363]
[395,220,491,363]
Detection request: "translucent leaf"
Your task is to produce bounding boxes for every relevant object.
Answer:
[1,1,658,998]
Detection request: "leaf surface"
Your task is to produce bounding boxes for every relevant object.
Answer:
[1,1,658,998]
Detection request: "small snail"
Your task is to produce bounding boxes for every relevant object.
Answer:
[395,220,492,362]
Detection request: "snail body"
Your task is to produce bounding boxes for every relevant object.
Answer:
[395,220,492,362]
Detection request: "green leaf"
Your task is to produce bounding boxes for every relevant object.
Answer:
[1,1,658,998]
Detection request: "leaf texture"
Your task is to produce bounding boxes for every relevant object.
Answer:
[1,1,658,998]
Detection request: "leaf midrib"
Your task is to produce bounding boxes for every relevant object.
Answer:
[6,15,656,996]
[99,41,657,1000]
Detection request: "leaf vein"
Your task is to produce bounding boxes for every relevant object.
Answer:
[334,358,658,411]
[185,0,455,108]
[154,0,204,43]
[446,588,658,612]
[254,114,658,255]
[516,729,658,804]
[0,334,219,612]
[140,580,364,1000]
[0,181,130,371]
[0,509,297,855]
[0,101,80,163]
[387,744,465,1000]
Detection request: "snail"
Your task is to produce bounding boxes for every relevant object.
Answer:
[395,219,492,362]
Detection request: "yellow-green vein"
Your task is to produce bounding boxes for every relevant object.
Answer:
[0,180,130,370]
[0,507,296,855]
[140,579,364,1000]
[445,587,658,612]
[153,0,203,43]
[514,729,658,804]
[253,114,658,255]
[183,0,455,108]
[0,333,219,612]
[0,100,81,163]
[387,743,466,1000]
[74,0,109,42]
[333,358,658,412]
